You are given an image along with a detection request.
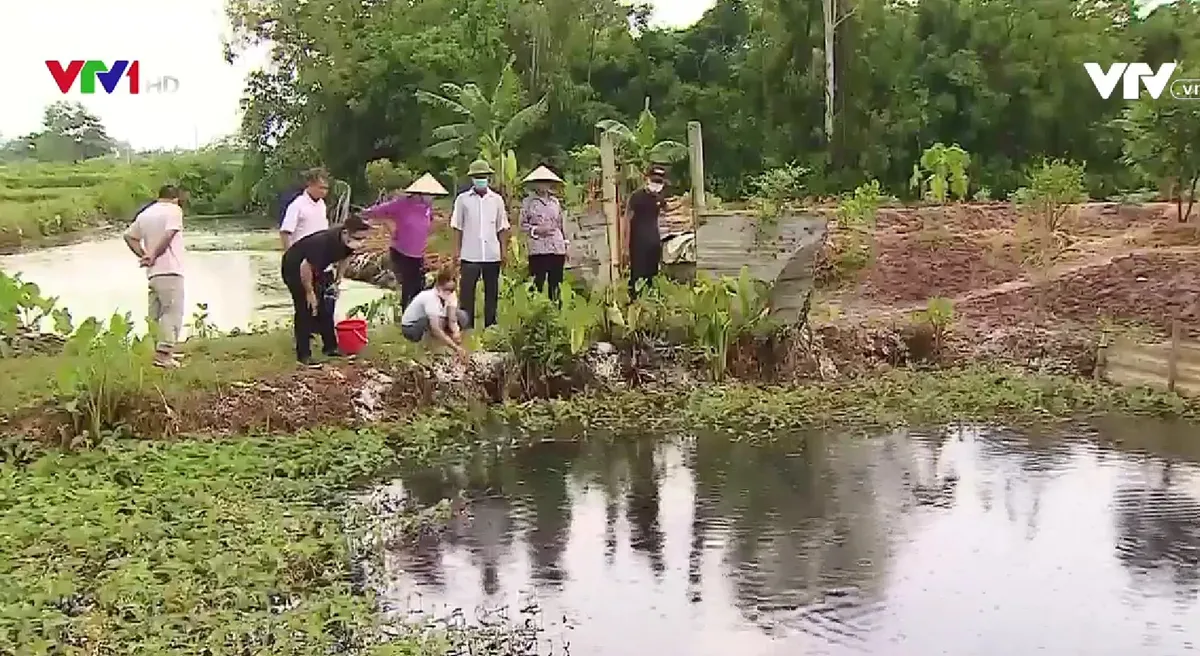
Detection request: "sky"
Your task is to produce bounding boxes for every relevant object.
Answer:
[0,0,715,151]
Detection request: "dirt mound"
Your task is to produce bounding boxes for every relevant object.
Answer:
[1069,202,1173,236]
[876,203,1017,233]
[860,232,1024,304]
[958,251,1200,332]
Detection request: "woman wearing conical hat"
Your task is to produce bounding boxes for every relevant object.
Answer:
[363,172,449,308]
[519,165,568,302]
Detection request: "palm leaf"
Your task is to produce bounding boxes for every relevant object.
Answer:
[416,89,469,116]
[430,122,476,142]
[648,140,687,163]
[499,95,548,145]
[634,97,658,152]
[453,84,490,137]
[596,120,636,147]
[424,138,465,159]
[491,57,523,127]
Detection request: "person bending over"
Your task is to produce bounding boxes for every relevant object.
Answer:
[281,214,371,367]
[400,267,469,361]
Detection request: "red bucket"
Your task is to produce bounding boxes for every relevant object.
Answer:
[335,318,369,355]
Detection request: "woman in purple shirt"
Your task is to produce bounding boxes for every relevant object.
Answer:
[519,166,569,301]
[364,173,448,307]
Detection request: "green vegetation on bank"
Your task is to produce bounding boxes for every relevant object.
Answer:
[0,152,253,250]
[0,102,255,250]
[5,364,1200,652]
[0,430,403,654]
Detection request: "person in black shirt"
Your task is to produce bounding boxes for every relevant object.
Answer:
[281,214,372,366]
[623,164,678,299]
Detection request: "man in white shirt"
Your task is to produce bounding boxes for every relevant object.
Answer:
[400,268,469,360]
[123,185,186,368]
[280,168,334,319]
[451,158,510,327]
[279,167,330,249]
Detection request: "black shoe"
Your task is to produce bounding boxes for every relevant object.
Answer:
[323,349,356,361]
[299,357,323,369]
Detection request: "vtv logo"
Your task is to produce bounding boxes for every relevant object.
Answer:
[45,60,179,95]
[1085,62,1176,99]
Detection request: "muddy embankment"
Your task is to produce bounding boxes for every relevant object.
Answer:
[8,201,1183,442]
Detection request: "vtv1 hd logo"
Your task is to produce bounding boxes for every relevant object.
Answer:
[1085,62,1200,101]
[45,60,179,95]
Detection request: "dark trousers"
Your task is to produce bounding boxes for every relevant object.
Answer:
[459,260,501,327]
[628,244,662,299]
[528,253,565,302]
[389,249,425,309]
[282,265,337,361]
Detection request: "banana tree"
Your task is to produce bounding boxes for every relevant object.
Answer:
[594,97,688,195]
[416,56,548,199]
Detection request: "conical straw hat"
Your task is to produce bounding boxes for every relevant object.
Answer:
[404,173,449,195]
[523,165,563,183]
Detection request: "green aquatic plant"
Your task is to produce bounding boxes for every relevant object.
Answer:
[188,302,221,339]
[487,277,602,395]
[0,430,407,653]
[54,312,154,446]
[0,270,72,355]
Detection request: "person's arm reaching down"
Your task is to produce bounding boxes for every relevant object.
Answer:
[299,259,318,313]
[450,195,463,262]
[496,198,510,264]
[423,295,462,351]
[621,197,633,265]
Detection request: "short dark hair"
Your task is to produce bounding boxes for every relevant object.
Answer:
[303,167,328,185]
[434,266,455,286]
[342,214,370,233]
[157,185,181,199]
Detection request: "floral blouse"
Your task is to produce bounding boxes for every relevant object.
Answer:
[519,194,567,256]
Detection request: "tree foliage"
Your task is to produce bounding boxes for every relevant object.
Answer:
[225,0,1200,204]
[1,102,116,164]
[1122,85,1200,222]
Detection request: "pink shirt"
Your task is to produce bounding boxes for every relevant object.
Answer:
[125,201,185,277]
[368,195,433,258]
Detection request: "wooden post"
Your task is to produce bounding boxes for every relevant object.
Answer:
[687,121,705,224]
[1094,333,1107,381]
[600,131,619,286]
[1169,319,1182,392]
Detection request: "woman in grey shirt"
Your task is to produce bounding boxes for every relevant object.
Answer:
[519,165,569,301]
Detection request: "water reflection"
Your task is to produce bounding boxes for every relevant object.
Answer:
[0,229,387,333]
[375,424,1200,655]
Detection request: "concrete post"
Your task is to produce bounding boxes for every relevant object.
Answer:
[687,121,705,224]
[600,131,619,285]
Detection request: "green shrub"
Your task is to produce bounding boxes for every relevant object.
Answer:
[54,313,154,446]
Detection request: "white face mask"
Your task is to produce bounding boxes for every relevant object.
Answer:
[647,182,664,193]
[345,238,365,251]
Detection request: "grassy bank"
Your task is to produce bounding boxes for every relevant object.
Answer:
[0,153,251,251]
[5,366,1200,652]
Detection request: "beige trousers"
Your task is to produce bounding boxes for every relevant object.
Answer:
[148,274,185,353]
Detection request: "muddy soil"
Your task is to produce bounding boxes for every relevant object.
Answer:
[818,202,1196,338]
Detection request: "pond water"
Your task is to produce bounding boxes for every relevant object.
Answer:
[372,420,1200,655]
[0,218,388,335]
